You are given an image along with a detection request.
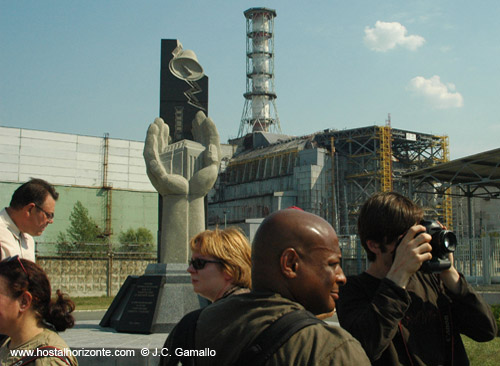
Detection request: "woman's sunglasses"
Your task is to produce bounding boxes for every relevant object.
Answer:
[189,258,223,270]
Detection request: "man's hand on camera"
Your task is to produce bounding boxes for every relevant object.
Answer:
[430,221,461,293]
[386,225,432,289]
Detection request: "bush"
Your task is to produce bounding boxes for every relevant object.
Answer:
[57,201,108,256]
[118,227,155,253]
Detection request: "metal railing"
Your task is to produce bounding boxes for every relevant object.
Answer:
[339,235,500,284]
[454,236,500,285]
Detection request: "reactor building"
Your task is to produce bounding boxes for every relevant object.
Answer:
[207,7,452,240]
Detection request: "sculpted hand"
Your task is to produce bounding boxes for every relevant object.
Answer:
[189,111,221,196]
[143,118,189,196]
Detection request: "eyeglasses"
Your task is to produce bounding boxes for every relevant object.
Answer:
[35,204,54,220]
[6,255,28,275]
[189,258,223,270]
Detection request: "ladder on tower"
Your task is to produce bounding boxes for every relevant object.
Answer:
[378,115,393,192]
[441,135,453,230]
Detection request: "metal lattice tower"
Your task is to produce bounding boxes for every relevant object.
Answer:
[238,8,281,137]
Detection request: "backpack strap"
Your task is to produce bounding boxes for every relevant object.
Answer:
[236,310,324,366]
[9,345,71,366]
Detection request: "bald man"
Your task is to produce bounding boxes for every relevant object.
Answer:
[160,209,370,365]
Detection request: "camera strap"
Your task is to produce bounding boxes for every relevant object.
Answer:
[437,296,454,366]
[398,296,454,366]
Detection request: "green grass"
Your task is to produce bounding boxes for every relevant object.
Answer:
[463,335,500,366]
[72,296,114,310]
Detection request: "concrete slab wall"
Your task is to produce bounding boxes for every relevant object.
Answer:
[0,126,154,191]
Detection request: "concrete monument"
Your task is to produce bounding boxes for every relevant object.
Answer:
[143,112,221,263]
[100,41,219,333]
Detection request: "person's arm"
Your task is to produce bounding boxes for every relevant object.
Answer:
[337,277,411,361]
[439,254,461,294]
[444,273,498,341]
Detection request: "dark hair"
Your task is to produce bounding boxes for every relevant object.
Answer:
[0,258,75,331]
[9,178,59,210]
[358,192,423,262]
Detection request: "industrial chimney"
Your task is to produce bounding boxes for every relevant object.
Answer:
[238,7,281,137]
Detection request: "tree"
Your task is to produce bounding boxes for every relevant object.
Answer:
[57,201,107,256]
[118,227,154,253]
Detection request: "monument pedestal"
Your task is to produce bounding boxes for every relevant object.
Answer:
[100,263,207,334]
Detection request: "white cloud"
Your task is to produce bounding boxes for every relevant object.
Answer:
[364,21,425,52]
[407,75,464,109]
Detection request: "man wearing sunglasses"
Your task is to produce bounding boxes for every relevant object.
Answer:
[161,209,370,365]
[0,178,58,261]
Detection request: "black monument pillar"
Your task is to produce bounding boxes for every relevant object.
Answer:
[160,39,209,142]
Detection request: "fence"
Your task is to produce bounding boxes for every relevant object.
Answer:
[340,235,500,284]
[36,236,500,298]
[454,236,500,285]
[36,243,157,297]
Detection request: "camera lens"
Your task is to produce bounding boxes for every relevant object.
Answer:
[439,231,457,253]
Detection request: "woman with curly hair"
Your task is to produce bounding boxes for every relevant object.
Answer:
[0,256,78,365]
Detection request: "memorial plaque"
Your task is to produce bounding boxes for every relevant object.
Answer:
[99,275,138,329]
[116,275,165,333]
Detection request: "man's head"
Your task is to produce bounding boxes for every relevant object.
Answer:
[8,179,59,236]
[252,209,346,315]
[358,192,423,262]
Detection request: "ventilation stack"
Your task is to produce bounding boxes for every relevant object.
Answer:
[238,7,281,137]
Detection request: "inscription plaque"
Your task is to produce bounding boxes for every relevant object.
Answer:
[116,275,165,333]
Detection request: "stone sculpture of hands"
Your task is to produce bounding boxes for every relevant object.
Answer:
[144,111,221,197]
[143,111,221,263]
[189,111,221,196]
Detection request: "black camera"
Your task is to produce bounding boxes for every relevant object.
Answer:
[419,220,458,273]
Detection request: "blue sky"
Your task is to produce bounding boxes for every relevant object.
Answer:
[1,0,499,159]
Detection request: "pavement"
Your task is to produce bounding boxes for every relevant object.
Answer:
[62,311,167,366]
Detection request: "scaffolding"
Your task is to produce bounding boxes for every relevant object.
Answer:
[314,126,451,235]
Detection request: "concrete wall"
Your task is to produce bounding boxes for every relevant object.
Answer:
[38,257,157,297]
[0,182,159,250]
[0,126,154,190]
[0,126,159,251]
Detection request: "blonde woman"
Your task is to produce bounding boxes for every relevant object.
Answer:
[187,227,251,302]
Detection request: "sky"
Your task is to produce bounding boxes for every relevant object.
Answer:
[1,1,499,160]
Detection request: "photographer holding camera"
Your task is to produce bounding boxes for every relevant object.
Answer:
[337,192,497,366]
